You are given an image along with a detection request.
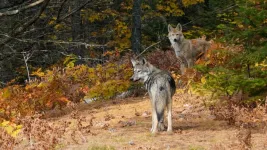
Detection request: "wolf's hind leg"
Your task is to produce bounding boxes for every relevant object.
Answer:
[167,100,173,133]
[151,111,155,132]
[151,107,158,134]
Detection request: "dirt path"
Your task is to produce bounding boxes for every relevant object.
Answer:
[43,94,266,150]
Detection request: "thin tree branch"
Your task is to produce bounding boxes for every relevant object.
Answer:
[13,0,50,36]
[0,81,6,85]
[56,0,68,20]
[136,40,164,59]
[0,33,107,48]
[22,52,31,82]
[59,52,103,62]
[0,0,45,17]
[0,0,26,10]
[59,0,92,22]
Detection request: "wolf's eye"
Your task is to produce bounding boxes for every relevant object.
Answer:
[137,70,141,73]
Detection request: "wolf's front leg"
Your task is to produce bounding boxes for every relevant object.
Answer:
[187,59,194,68]
[180,63,186,75]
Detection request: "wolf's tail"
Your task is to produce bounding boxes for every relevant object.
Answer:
[156,104,165,124]
[155,90,168,123]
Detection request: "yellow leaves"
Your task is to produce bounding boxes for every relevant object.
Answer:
[0,54,133,121]
[96,64,103,72]
[0,120,22,137]
[169,1,177,8]
[40,13,47,19]
[165,6,171,12]
[88,68,95,79]
[102,9,117,17]
[37,82,47,88]
[48,17,57,25]
[2,88,11,99]
[54,24,65,30]
[201,77,206,84]
[182,0,204,7]
[31,68,45,77]
[238,24,244,29]
[141,4,151,10]
[63,55,77,68]
[156,0,185,16]
[87,79,130,99]
[156,5,164,10]
[88,13,101,22]
[67,61,75,68]
[85,62,131,100]
[109,19,131,49]
[48,35,57,40]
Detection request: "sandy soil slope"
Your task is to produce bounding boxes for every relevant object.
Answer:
[18,93,267,150]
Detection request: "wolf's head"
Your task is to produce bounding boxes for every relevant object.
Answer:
[130,58,153,83]
[168,23,184,44]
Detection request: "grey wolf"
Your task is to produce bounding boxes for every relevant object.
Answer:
[130,58,176,134]
[168,23,211,74]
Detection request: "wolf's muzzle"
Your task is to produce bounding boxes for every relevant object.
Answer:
[130,76,140,82]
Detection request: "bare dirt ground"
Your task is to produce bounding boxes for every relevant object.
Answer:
[43,93,267,150]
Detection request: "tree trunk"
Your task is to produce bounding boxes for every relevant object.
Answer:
[131,0,142,55]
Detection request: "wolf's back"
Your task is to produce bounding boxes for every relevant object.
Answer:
[146,71,176,97]
[146,71,176,122]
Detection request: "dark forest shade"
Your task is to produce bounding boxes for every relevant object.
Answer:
[131,0,142,54]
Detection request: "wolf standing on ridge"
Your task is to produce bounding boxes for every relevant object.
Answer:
[130,58,176,134]
[168,23,211,74]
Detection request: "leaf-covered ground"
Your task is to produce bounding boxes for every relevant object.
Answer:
[15,93,267,150]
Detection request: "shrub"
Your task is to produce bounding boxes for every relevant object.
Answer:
[0,54,133,121]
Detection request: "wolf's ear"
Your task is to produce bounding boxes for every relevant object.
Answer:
[176,23,182,31]
[168,24,174,32]
[130,58,137,66]
[141,58,147,65]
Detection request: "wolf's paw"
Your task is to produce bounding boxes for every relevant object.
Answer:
[167,129,173,135]
[151,131,158,136]
[151,128,158,135]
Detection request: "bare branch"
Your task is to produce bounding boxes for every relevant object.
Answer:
[56,0,68,20]
[13,0,50,35]
[0,33,106,48]
[59,0,93,22]
[22,0,94,36]
[136,40,164,59]
[0,0,26,10]
[59,52,103,62]
[22,52,32,82]
[0,0,50,48]
[0,0,45,17]
[0,0,93,49]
